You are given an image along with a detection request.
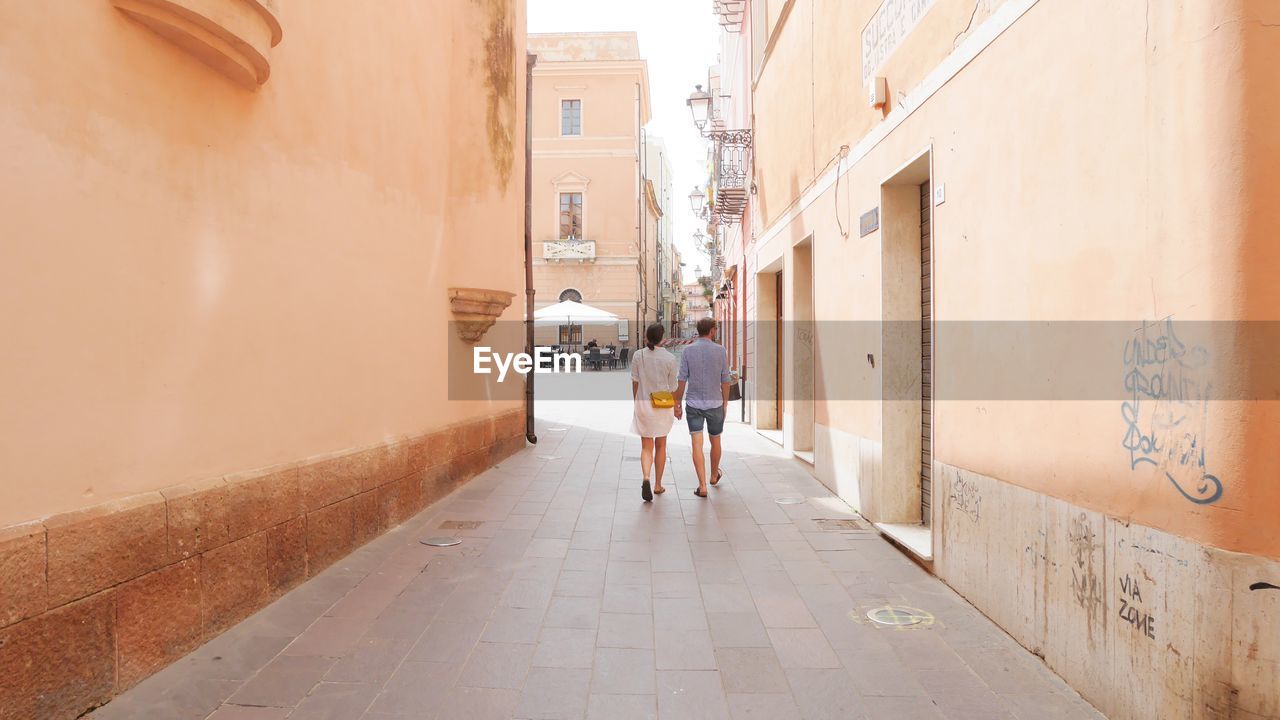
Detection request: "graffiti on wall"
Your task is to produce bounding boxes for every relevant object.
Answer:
[1115,536,1189,568]
[1068,514,1103,618]
[1117,573,1157,640]
[949,474,981,522]
[1121,318,1224,505]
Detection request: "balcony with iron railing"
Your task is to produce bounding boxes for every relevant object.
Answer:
[712,136,751,221]
[686,84,752,227]
[542,236,596,261]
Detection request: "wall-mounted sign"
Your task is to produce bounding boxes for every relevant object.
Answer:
[861,0,938,85]
[859,207,880,237]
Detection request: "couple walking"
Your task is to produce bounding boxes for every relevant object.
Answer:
[630,317,732,501]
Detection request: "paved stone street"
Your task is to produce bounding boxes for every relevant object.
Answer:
[91,372,1102,720]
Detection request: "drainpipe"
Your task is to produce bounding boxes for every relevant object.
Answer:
[524,52,538,445]
[635,82,643,350]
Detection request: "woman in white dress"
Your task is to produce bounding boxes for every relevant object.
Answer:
[631,323,678,502]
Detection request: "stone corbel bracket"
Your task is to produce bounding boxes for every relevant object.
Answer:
[112,0,283,88]
[449,288,516,344]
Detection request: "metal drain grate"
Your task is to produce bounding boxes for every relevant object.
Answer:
[420,536,461,547]
[866,606,934,627]
[775,496,805,505]
[438,520,483,530]
[813,518,868,532]
[622,455,640,461]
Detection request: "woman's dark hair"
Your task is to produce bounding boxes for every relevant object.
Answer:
[644,323,665,351]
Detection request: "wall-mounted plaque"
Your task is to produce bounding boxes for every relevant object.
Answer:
[859,207,880,237]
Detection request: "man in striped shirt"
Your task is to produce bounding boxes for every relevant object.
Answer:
[674,318,732,498]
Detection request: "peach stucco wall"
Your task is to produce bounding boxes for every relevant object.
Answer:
[750,0,1279,558]
[0,0,527,527]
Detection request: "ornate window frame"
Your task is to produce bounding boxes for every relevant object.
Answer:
[551,171,590,240]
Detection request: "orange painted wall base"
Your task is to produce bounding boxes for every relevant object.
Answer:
[0,409,525,720]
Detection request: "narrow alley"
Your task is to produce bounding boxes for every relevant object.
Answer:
[89,371,1100,720]
[3,1,1277,718]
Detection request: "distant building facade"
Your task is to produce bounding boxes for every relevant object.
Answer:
[667,244,686,337]
[646,136,679,337]
[681,281,713,338]
[528,32,659,349]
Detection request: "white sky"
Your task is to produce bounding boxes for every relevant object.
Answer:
[528,0,721,282]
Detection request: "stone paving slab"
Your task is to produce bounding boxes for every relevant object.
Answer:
[91,375,1104,720]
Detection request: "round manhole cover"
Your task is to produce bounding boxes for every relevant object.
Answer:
[866,606,933,627]
[775,496,805,505]
[547,427,568,432]
[537,455,561,460]
[419,536,462,547]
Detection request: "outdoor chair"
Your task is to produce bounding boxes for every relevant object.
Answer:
[617,348,630,368]
[586,348,602,370]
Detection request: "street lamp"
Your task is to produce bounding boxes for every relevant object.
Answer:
[688,186,706,215]
[686,84,713,131]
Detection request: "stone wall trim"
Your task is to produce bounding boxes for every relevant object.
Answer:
[0,408,525,720]
[933,461,1280,720]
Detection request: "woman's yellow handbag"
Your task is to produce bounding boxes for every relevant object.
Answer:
[639,349,676,409]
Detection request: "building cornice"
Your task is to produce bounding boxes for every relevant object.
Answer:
[533,60,648,74]
[534,149,638,159]
[533,61,652,121]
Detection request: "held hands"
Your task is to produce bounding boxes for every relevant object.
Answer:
[674,404,683,420]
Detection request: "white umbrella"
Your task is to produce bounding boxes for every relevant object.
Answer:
[533,300,624,365]
[532,299,620,326]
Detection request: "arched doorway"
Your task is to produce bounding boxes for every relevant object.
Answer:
[556,289,584,348]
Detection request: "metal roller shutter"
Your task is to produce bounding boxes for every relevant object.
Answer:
[920,181,933,526]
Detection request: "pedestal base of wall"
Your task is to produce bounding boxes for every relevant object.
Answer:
[806,422,1277,717]
[0,409,525,719]
[932,463,1279,719]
